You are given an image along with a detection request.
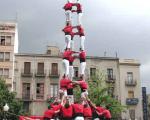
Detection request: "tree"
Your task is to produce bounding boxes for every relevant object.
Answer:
[74,70,126,119]
[0,78,25,120]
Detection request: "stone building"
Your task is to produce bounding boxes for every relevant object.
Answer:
[0,21,18,91]
[13,46,143,119]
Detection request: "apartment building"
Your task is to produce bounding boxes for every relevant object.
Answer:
[0,21,18,91]
[13,46,143,119]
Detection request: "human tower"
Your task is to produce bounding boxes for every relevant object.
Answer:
[43,0,111,119]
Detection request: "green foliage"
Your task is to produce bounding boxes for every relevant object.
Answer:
[74,70,126,118]
[0,78,25,120]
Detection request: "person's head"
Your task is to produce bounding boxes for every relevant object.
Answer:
[96,103,101,107]
[84,103,88,108]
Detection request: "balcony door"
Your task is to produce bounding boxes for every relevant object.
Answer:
[22,83,30,99]
[37,63,44,74]
[107,68,113,80]
[127,72,133,82]
[51,63,58,75]
[24,62,31,74]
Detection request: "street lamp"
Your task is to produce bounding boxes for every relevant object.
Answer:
[3,103,9,120]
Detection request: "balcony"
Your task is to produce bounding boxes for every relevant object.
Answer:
[125,80,137,86]
[105,75,116,83]
[49,72,59,78]
[126,98,139,105]
[21,69,33,77]
[35,70,46,77]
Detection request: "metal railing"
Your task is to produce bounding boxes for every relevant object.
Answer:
[125,79,137,86]
[126,98,139,105]
[105,75,116,83]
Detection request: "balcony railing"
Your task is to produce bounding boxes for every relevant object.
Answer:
[126,98,139,105]
[105,75,116,83]
[22,93,31,101]
[125,79,137,86]
[21,69,33,77]
[35,70,46,77]
[49,72,60,78]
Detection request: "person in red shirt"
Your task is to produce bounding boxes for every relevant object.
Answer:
[63,1,74,24]
[79,49,86,76]
[60,95,73,120]
[72,100,84,120]
[43,105,55,120]
[77,26,85,50]
[83,103,92,120]
[62,48,74,77]
[72,3,83,25]
[60,75,72,97]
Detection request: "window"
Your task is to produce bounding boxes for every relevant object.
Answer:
[0,68,3,76]
[22,83,30,100]
[129,109,135,120]
[74,67,79,77]
[51,63,58,75]
[5,52,10,61]
[50,84,58,97]
[24,62,31,74]
[47,50,51,54]
[0,36,5,45]
[127,72,133,82]
[36,83,44,99]
[90,68,96,77]
[128,91,134,98]
[5,36,11,45]
[107,68,113,80]
[3,68,9,78]
[37,63,44,74]
[0,52,4,61]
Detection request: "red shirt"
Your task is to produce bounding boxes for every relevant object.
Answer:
[63,50,73,60]
[79,51,86,59]
[60,78,71,90]
[44,109,54,118]
[63,25,73,34]
[51,104,61,112]
[76,3,82,12]
[68,55,75,63]
[78,80,88,89]
[96,106,105,113]
[83,107,92,117]
[72,104,84,114]
[64,3,73,10]
[77,26,85,36]
[103,109,111,118]
[61,105,73,118]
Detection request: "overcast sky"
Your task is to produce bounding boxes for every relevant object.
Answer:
[0,0,150,93]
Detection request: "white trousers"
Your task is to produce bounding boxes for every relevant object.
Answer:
[65,35,71,49]
[74,116,84,120]
[70,40,74,50]
[65,10,72,23]
[67,95,74,104]
[62,59,69,76]
[78,13,83,25]
[94,118,100,120]
[77,0,81,3]
[80,36,85,50]
[69,65,74,80]
[80,62,86,75]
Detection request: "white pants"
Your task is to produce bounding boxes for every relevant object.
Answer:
[65,35,71,49]
[80,36,85,50]
[80,62,86,75]
[74,116,84,120]
[77,0,81,3]
[94,118,100,120]
[62,59,69,76]
[67,95,74,104]
[78,13,83,25]
[70,40,74,50]
[81,90,88,98]
[69,65,74,80]
[65,10,72,23]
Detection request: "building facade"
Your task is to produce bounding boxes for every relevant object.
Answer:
[13,46,143,119]
[0,21,18,91]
